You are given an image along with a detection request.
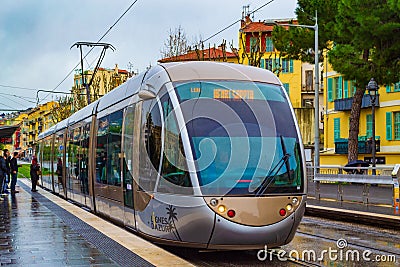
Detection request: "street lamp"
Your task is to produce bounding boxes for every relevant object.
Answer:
[366,78,378,175]
[265,11,320,173]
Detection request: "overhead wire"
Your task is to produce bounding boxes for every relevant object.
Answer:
[2,93,37,104]
[35,0,274,104]
[0,84,39,91]
[0,95,21,110]
[39,0,140,104]
[200,0,276,44]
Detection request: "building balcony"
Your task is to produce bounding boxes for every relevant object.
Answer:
[334,94,379,111]
[335,136,380,154]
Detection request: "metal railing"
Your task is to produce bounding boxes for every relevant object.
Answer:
[307,164,400,207]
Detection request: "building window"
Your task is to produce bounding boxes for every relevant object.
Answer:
[260,58,265,69]
[265,59,273,71]
[266,37,274,52]
[335,77,342,99]
[305,70,313,91]
[281,59,293,73]
[334,118,340,141]
[395,112,400,140]
[394,82,400,92]
[385,82,400,93]
[250,37,258,53]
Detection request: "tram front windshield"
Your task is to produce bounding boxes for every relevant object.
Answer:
[174,80,303,196]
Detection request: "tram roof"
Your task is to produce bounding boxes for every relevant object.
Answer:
[160,61,282,85]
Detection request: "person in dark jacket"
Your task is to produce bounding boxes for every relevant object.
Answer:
[2,149,11,194]
[30,157,40,192]
[10,152,20,195]
[0,156,7,199]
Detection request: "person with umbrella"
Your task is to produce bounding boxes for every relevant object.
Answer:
[344,160,369,174]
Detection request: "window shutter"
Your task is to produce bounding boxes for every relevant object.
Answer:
[386,112,392,140]
[343,80,348,98]
[338,76,343,99]
[334,118,340,141]
[260,58,265,69]
[386,85,392,93]
[328,78,333,102]
[366,114,372,138]
[289,59,294,73]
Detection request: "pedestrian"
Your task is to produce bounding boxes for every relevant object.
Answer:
[56,157,63,186]
[2,149,11,194]
[0,155,7,200]
[10,152,20,195]
[30,156,40,192]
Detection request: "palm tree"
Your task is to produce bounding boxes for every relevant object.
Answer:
[166,205,181,241]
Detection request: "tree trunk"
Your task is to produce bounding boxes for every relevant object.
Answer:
[348,87,365,162]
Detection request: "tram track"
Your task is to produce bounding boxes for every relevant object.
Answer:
[165,216,399,266]
[296,230,400,258]
[298,217,400,257]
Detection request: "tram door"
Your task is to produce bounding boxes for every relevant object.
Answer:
[122,104,138,230]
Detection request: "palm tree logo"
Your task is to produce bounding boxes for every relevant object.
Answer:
[166,205,181,241]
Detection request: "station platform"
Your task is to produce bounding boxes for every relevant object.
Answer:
[0,178,193,267]
[306,197,400,228]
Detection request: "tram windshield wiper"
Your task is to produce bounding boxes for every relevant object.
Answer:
[255,136,291,197]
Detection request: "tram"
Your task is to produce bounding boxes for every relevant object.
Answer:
[37,61,306,249]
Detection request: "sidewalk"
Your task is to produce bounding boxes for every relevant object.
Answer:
[307,197,399,216]
[0,183,120,266]
[306,197,399,229]
[0,179,193,267]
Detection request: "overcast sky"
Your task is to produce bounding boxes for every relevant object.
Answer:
[0,0,297,112]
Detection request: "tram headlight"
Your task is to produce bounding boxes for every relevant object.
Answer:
[292,197,299,205]
[218,205,226,213]
[286,204,293,211]
[210,198,218,206]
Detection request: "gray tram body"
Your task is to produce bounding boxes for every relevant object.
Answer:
[38,61,307,249]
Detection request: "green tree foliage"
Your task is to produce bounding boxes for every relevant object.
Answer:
[272,0,339,63]
[272,0,400,161]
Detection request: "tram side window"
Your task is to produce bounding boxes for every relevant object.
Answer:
[107,110,123,186]
[139,100,162,192]
[43,137,52,177]
[78,123,90,194]
[158,93,192,194]
[123,104,135,208]
[96,116,109,184]
[96,111,123,187]
[55,133,64,187]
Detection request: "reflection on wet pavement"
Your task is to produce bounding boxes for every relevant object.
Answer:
[281,216,400,266]
[0,185,118,266]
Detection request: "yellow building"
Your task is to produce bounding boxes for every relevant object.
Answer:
[321,62,400,166]
[72,64,130,104]
[238,15,322,147]
[20,101,58,158]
